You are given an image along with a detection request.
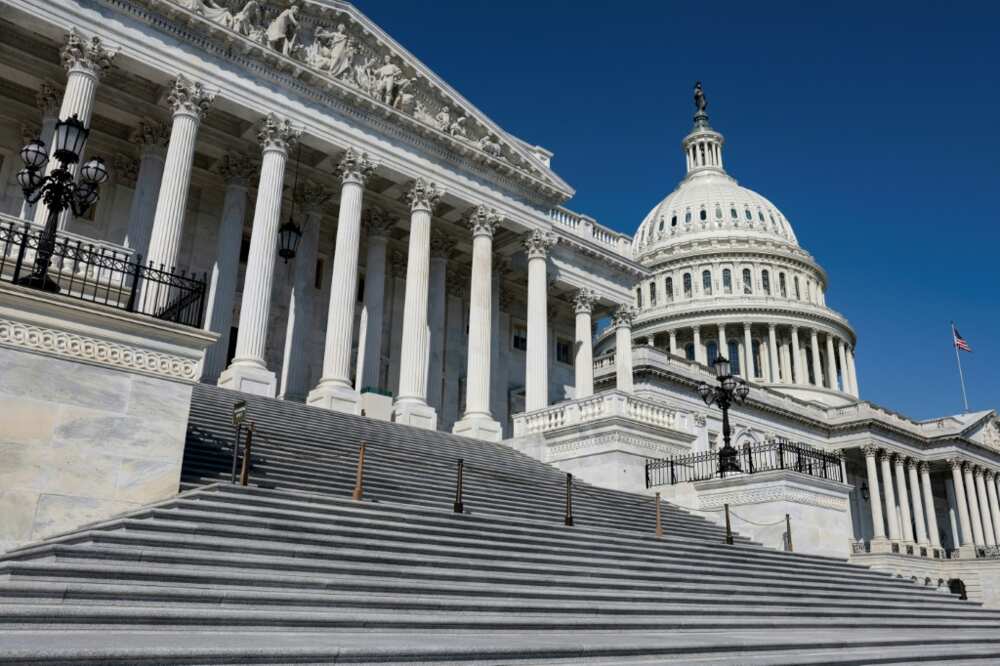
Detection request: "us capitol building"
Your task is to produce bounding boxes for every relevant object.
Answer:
[2,0,1000,624]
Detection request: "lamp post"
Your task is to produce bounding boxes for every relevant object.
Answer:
[15,114,109,293]
[697,355,750,476]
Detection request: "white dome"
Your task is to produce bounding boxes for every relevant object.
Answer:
[633,171,798,256]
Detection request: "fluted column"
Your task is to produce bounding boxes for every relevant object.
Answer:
[963,463,986,545]
[717,323,727,362]
[453,206,502,440]
[790,326,803,384]
[825,334,838,390]
[767,324,779,383]
[893,454,914,544]
[613,306,635,394]
[950,460,975,549]
[742,323,753,378]
[355,209,394,393]
[920,462,941,548]
[392,179,443,429]
[879,451,901,542]
[427,230,455,415]
[36,30,117,230]
[986,471,1000,545]
[573,290,596,399]
[122,121,169,260]
[837,340,850,394]
[668,330,678,357]
[524,230,556,411]
[906,459,929,546]
[847,346,860,398]
[863,445,888,546]
[20,82,61,220]
[693,326,705,364]
[218,115,299,396]
[200,154,257,384]
[974,467,996,546]
[307,148,376,411]
[810,329,824,388]
[279,183,333,401]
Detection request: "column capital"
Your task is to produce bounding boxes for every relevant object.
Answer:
[522,229,556,260]
[337,147,377,186]
[35,80,62,117]
[166,75,216,120]
[974,465,985,479]
[364,207,395,238]
[948,458,965,471]
[862,444,880,458]
[430,228,458,259]
[768,322,777,331]
[295,180,335,214]
[130,119,171,158]
[573,289,596,315]
[61,28,117,78]
[465,205,501,239]
[905,457,919,472]
[878,449,893,464]
[406,177,443,213]
[612,304,636,330]
[986,469,996,481]
[445,267,468,297]
[918,460,931,474]
[257,113,300,154]
[892,452,906,467]
[389,249,408,278]
[112,153,139,188]
[214,152,259,187]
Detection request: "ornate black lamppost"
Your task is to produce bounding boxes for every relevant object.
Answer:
[276,143,304,263]
[697,355,750,476]
[16,113,109,293]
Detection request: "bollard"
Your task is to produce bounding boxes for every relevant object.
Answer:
[239,423,254,487]
[352,442,367,501]
[655,491,663,539]
[564,473,574,526]
[724,503,734,545]
[785,513,793,552]
[453,458,464,514]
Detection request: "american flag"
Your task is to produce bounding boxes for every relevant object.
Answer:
[953,325,972,353]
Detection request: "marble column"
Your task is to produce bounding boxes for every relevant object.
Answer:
[847,346,860,398]
[355,209,394,393]
[973,467,996,547]
[614,305,636,394]
[879,451,901,542]
[392,178,443,429]
[920,462,942,548]
[986,470,1000,545]
[863,445,888,547]
[442,269,468,429]
[668,330,678,357]
[906,459,929,546]
[36,30,116,230]
[307,148,376,411]
[573,290,595,399]
[767,324,779,383]
[453,206,502,440]
[122,120,169,261]
[825,334,838,390]
[742,323,753,378]
[279,182,333,401]
[200,153,257,384]
[810,329,824,388]
[20,82,61,221]
[427,230,455,415]
[218,114,299,396]
[523,230,556,411]
[789,326,803,384]
[717,323,727,362]
[837,340,850,395]
[950,459,976,549]
[693,326,705,364]
[963,463,986,545]
[893,454,915,544]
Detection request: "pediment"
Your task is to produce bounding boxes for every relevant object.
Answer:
[968,415,1000,454]
[140,0,573,202]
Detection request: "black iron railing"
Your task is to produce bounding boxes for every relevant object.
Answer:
[0,218,207,327]
[645,440,843,488]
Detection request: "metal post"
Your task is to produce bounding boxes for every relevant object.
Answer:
[126,254,143,312]
[453,458,464,514]
[670,459,676,485]
[785,513,793,552]
[655,491,663,539]
[644,460,650,489]
[564,473,574,526]
[352,442,367,501]
[230,423,242,485]
[778,440,785,470]
[239,423,254,487]
[11,223,30,283]
[724,503,734,545]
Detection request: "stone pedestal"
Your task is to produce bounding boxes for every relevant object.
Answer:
[453,414,503,442]
[393,401,438,430]
[359,391,393,422]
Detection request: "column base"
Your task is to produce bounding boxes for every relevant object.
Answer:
[307,381,361,415]
[393,399,438,431]
[957,544,979,559]
[452,413,502,442]
[218,361,277,397]
[868,537,893,554]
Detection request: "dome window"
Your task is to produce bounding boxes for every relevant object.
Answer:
[762,270,771,295]
[657,218,664,232]
[683,272,692,298]
[722,268,732,294]
[794,276,801,300]
[779,273,787,297]
[743,268,753,294]
[744,208,752,221]
[685,210,692,224]
[706,341,719,365]
[769,213,776,226]
[702,270,712,295]
[699,209,707,221]
[664,277,674,301]
[671,215,677,227]
[758,211,765,222]
[730,207,737,219]
[684,343,695,361]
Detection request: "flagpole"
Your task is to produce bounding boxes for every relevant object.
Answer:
[952,321,970,413]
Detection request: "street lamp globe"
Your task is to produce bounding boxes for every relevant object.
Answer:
[735,379,750,403]
[80,157,110,185]
[52,114,89,165]
[20,139,48,170]
[16,167,43,191]
[712,354,731,380]
[697,381,713,404]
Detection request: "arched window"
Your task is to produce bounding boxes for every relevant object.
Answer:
[664,276,674,301]
[684,343,695,361]
[794,276,801,300]
[743,268,753,295]
[752,340,762,378]
[706,341,719,364]
[683,272,692,297]
[657,218,664,232]
[702,270,712,295]
[758,210,765,222]
[685,210,692,223]
[649,281,657,306]
[635,287,643,308]
[728,341,741,375]
[699,208,707,221]
[671,215,677,227]
[779,272,787,297]
[761,270,771,295]
[745,208,752,221]
[730,207,738,219]
[715,205,722,219]
[722,268,732,294]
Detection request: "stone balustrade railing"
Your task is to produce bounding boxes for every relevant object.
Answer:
[0,213,134,260]
[549,206,632,256]
[512,389,692,437]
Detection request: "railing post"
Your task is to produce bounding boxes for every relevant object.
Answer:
[453,458,464,514]
[724,503,734,545]
[655,491,663,539]
[352,442,367,501]
[778,441,785,470]
[11,223,30,283]
[126,254,143,313]
[670,459,676,485]
[239,423,254,487]
[644,460,650,489]
[564,473,574,526]
[785,513,793,552]
[230,424,242,485]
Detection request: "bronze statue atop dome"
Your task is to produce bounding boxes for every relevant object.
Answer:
[694,81,707,113]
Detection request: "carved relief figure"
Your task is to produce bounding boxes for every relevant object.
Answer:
[448,116,468,141]
[478,133,502,158]
[315,23,352,78]
[373,54,403,105]
[434,106,451,132]
[232,1,265,41]
[266,3,300,56]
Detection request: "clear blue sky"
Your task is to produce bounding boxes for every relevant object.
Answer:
[362,1,999,420]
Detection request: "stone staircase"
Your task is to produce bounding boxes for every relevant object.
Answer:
[0,385,998,664]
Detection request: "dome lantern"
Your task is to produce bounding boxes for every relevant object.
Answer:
[682,82,724,175]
